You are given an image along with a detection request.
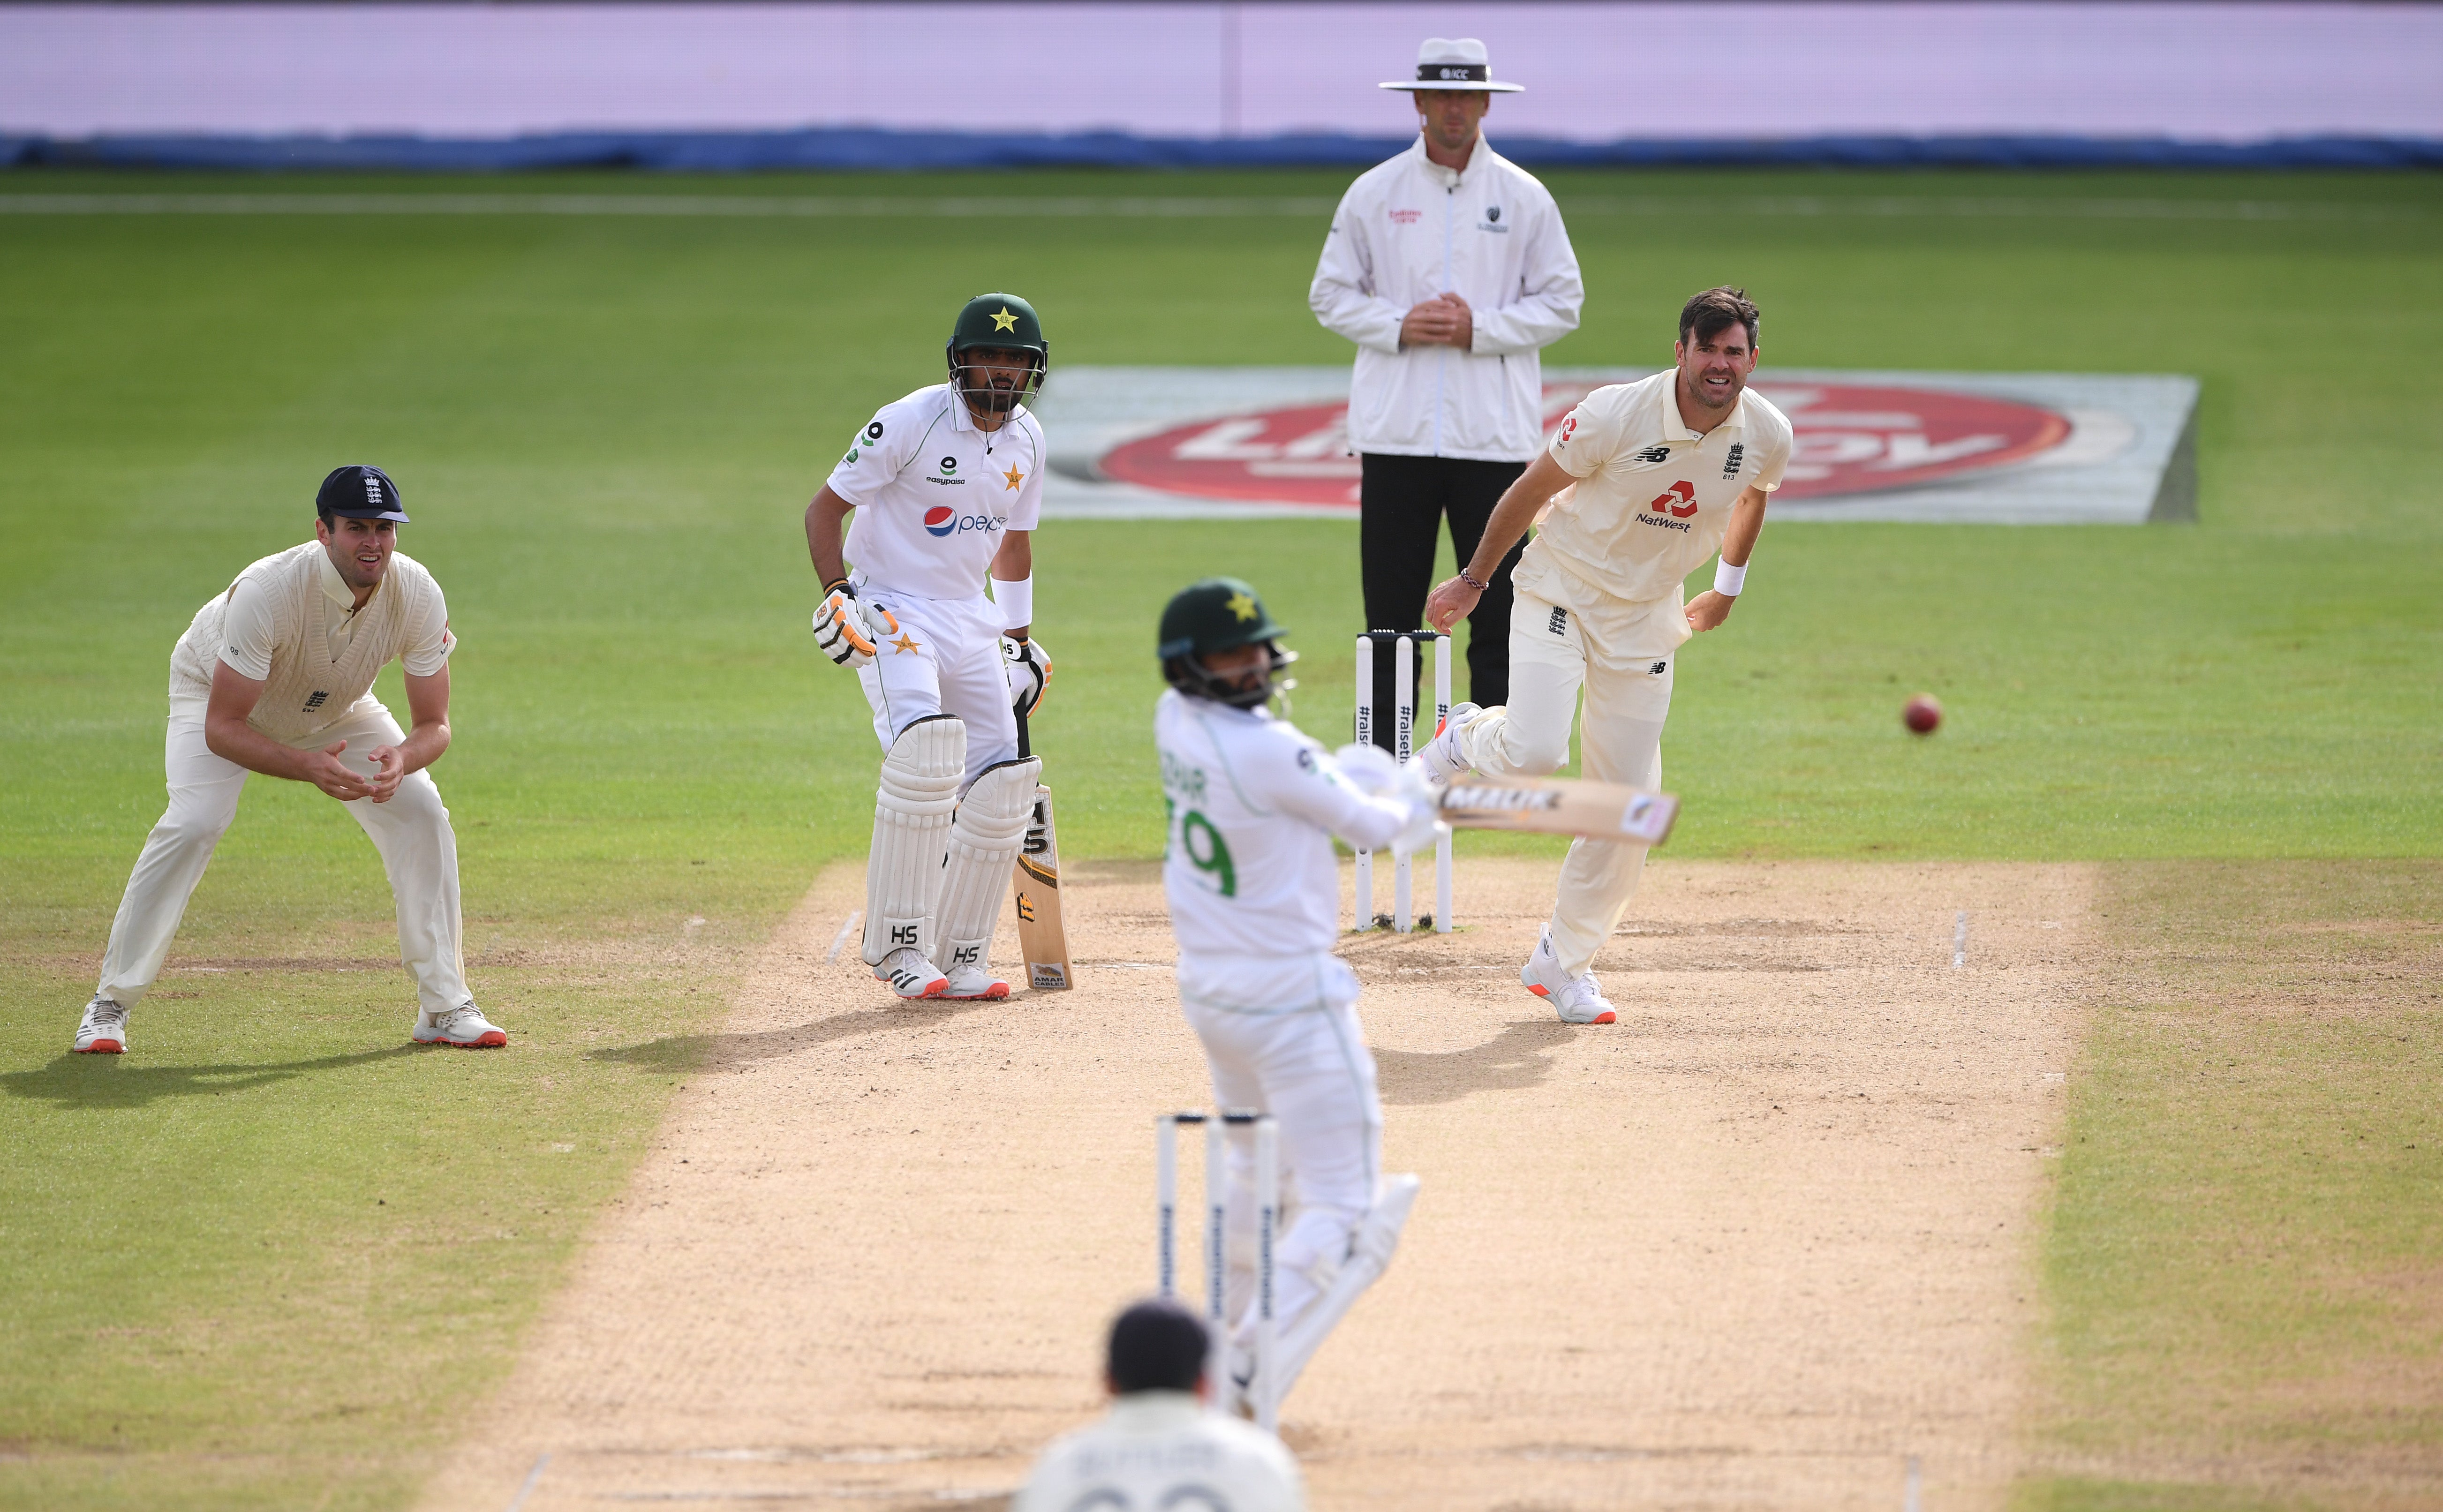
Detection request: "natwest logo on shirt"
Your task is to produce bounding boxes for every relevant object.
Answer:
[1646,481,1698,519]
[923,505,1007,540]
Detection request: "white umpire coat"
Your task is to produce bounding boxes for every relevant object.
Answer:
[1310,135,1584,462]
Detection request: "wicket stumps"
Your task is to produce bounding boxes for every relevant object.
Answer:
[1154,1110,1279,1431]
[1353,630,1454,934]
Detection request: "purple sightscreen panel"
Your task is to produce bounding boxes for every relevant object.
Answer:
[4,2,2439,143]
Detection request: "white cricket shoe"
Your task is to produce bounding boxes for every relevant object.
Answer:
[414,1002,509,1048]
[74,996,129,1054]
[875,947,950,1000]
[1520,927,1617,1025]
[940,964,1011,1000]
[1413,701,1481,787]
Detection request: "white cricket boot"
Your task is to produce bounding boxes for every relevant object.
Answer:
[1412,701,1481,787]
[875,947,950,1000]
[73,996,129,1054]
[939,963,1010,1001]
[415,1002,510,1048]
[1520,927,1617,1025]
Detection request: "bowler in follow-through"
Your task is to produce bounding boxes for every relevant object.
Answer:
[1419,287,1794,1024]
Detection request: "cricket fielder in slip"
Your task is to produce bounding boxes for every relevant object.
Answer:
[73,465,504,1053]
[1154,577,1435,1413]
[1418,287,1794,1024]
[806,293,1053,1002]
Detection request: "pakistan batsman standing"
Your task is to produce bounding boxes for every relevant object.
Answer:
[806,293,1054,1001]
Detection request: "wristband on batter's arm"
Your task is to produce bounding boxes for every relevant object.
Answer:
[991,573,1033,632]
[1458,566,1492,592]
[1713,558,1747,597]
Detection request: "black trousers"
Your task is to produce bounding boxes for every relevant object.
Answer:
[1359,451,1529,752]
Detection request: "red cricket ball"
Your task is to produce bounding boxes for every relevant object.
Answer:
[1903,694,1943,735]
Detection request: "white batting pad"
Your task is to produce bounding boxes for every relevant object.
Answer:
[861,715,965,967]
[1267,1173,1421,1399]
[932,755,1041,971]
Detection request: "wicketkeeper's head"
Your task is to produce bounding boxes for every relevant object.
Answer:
[1159,577,1298,711]
[1104,1298,1208,1397]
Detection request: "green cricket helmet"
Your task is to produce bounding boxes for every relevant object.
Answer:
[1158,577,1298,710]
[946,293,1048,418]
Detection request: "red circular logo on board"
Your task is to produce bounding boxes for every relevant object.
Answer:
[1095,380,2070,509]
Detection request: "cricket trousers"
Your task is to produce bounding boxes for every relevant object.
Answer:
[1180,962,1382,1353]
[1359,452,1528,746]
[1451,561,1679,978]
[96,700,472,1014]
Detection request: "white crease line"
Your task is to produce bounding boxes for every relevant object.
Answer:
[0,193,2424,223]
[824,910,863,964]
[1951,910,1968,970]
[504,1451,550,1512]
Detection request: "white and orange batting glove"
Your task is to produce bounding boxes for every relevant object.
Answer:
[813,581,897,669]
[1002,634,1052,717]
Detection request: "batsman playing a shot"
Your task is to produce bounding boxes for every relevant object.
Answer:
[1418,287,1793,1024]
[807,293,1052,1001]
[1154,577,1434,1413]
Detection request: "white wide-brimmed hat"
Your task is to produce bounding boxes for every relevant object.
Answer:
[1380,37,1524,93]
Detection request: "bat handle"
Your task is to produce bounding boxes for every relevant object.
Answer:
[1015,702,1031,761]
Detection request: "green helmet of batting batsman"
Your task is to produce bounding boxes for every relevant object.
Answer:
[1158,577,1298,711]
[946,292,1048,419]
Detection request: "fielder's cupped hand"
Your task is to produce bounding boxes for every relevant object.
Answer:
[303,740,376,803]
[1003,635,1052,716]
[1684,590,1735,633]
[362,744,408,803]
[813,583,894,669]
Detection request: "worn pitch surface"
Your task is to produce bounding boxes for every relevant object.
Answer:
[419,858,2091,1512]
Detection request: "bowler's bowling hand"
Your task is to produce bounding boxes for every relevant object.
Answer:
[1425,574,1481,633]
[1685,590,1735,633]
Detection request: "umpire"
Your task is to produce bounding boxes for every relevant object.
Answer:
[1311,36,1583,736]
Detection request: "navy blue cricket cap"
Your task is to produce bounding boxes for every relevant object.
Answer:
[316,464,409,523]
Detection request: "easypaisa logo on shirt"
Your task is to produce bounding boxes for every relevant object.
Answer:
[922,506,1008,539]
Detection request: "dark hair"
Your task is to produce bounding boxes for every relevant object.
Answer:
[1106,1298,1208,1394]
[1679,286,1760,349]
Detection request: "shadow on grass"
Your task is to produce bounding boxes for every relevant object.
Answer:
[1374,1019,1576,1106]
[587,1000,995,1076]
[1,1044,426,1108]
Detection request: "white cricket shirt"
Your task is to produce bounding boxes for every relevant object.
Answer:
[827,383,1044,602]
[1310,135,1583,460]
[1533,370,1794,606]
[1014,1392,1305,1512]
[1156,690,1412,1011]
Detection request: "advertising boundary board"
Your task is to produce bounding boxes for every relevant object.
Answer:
[1033,367,2199,526]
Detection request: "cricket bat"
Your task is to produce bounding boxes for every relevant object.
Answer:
[1009,703,1072,991]
[1010,784,1072,990]
[1436,774,1680,846]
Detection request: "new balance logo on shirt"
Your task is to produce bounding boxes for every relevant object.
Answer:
[1633,445,1672,465]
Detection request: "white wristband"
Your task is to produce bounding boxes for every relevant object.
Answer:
[992,574,1033,631]
[1713,559,1747,597]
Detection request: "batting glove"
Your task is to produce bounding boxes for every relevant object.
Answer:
[814,582,896,669]
[1333,742,1446,858]
[1002,634,1052,717]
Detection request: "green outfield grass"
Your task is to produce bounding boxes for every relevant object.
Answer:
[2,166,2438,1509]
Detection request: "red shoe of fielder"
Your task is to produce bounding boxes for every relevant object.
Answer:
[73,996,129,1053]
[414,1003,510,1048]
